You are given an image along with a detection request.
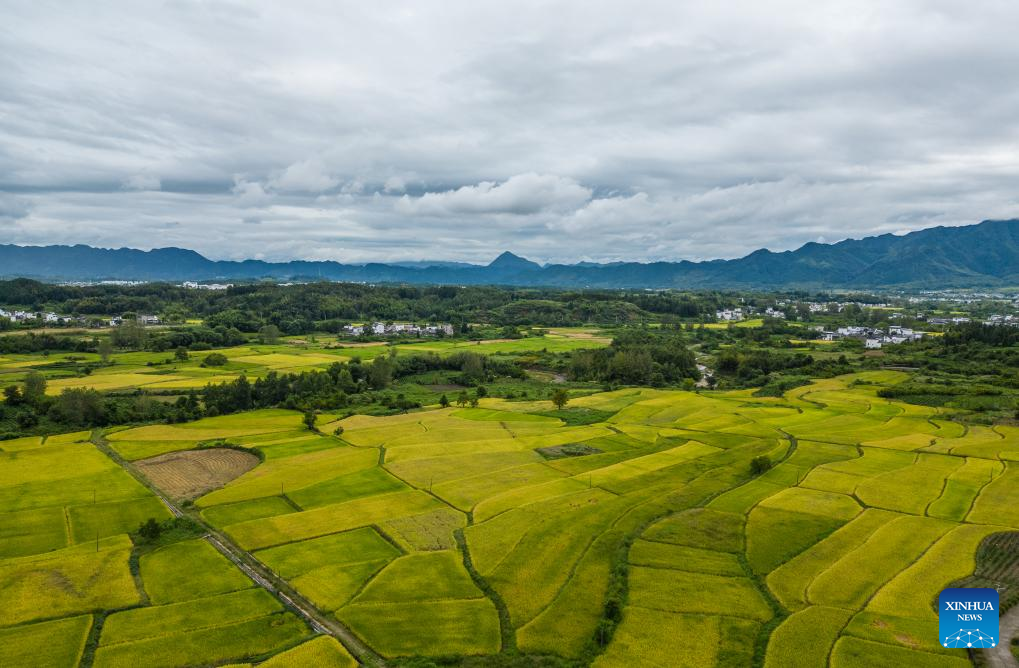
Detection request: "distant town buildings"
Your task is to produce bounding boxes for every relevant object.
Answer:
[342,322,454,338]
[181,281,233,290]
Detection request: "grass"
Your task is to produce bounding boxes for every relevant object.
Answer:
[254,527,400,579]
[807,515,954,609]
[0,535,139,626]
[201,495,297,527]
[764,606,853,668]
[829,637,970,668]
[352,550,483,603]
[92,612,309,668]
[0,614,92,667]
[337,599,501,657]
[140,538,253,604]
[259,636,357,667]
[100,588,282,644]
[628,540,744,576]
[627,567,774,621]
[7,373,1019,665]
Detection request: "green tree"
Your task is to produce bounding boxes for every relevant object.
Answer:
[138,518,162,541]
[303,411,317,431]
[439,394,450,408]
[22,371,47,405]
[97,338,113,364]
[203,353,228,367]
[476,385,488,398]
[456,390,469,407]
[174,346,189,362]
[551,387,569,410]
[259,324,281,344]
[750,455,772,475]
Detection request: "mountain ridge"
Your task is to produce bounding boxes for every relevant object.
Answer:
[2,219,1018,288]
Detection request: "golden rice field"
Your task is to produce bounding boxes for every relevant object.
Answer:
[4,370,1019,666]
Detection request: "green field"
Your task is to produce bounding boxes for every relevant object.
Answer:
[2,371,1016,665]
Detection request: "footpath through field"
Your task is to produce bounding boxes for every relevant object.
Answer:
[90,432,386,668]
[984,605,1019,668]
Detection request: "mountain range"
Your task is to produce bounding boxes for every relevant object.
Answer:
[3,219,1019,289]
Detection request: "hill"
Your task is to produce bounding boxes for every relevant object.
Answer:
[2,219,1018,288]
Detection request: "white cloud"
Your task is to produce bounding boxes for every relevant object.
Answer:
[396,173,592,216]
[231,177,271,207]
[269,159,339,193]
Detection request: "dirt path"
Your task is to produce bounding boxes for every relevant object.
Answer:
[91,432,386,667]
[984,605,1019,668]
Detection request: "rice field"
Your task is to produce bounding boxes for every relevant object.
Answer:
[4,370,1018,665]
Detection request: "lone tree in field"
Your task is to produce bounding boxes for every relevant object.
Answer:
[551,388,569,411]
[303,411,317,431]
[750,455,772,475]
[174,346,189,362]
[97,338,113,364]
[439,394,450,408]
[22,371,47,406]
[456,390,469,407]
[259,324,281,344]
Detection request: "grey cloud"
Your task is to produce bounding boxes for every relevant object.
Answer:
[1,1,1018,263]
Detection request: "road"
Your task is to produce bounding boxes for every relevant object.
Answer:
[984,605,1019,668]
[92,433,384,667]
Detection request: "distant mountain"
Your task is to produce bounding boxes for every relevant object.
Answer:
[2,219,1018,289]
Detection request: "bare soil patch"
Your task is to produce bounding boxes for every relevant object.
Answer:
[536,443,603,460]
[135,448,260,500]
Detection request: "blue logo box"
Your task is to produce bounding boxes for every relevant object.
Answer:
[939,587,998,649]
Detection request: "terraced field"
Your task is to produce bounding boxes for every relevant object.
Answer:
[4,370,1018,666]
[0,427,356,667]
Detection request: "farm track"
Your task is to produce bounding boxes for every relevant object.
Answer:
[984,604,1019,668]
[90,431,387,668]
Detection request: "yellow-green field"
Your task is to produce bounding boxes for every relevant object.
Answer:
[0,333,609,396]
[0,430,314,667]
[3,370,1018,666]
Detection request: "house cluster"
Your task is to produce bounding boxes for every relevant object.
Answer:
[926,316,971,326]
[341,322,454,337]
[983,314,1019,327]
[715,306,786,321]
[181,281,233,291]
[0,308,73,324]
[814,325,925,349]
[106,314,161,327]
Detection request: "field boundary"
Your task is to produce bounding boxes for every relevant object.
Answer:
[89,429,388,667]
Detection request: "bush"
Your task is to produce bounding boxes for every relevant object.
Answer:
[203,353,228,367]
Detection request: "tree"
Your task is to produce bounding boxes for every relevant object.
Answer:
[97,338,113,364]
[469,396,479,408]
[333,425,345,437]
[138,518,162,541]
[750,455,772,475]
[174,346,189,362]
[439,394,450,408]
[22,371,47,405]
[3,385,23,406]
[259,324,281,344]
[476,385,488,398]
[303,411,317,431]
[368,356,393,390]
[203,353,228,367]
[456,390,469,407]
[551,387,569,410]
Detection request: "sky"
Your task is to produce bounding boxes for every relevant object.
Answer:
[2,0,1019,265]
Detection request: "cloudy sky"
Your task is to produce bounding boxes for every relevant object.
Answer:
[2,1,1019,264]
